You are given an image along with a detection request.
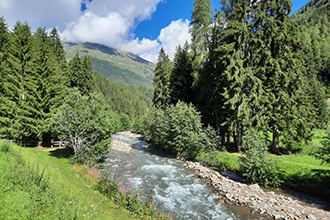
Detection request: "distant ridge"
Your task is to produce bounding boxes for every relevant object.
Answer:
[64,42,155,87]
[294,0,329,15]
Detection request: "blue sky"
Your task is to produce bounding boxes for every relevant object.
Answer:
[0,0,310,63]
[134,0,309,40]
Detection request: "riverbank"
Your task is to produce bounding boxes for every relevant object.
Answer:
[184,161,330,220]
[113,131,330,220]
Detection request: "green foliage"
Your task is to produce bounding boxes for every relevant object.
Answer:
[152,48,172,109]
[67,53,93,95]
[169,43,194,105]
[314,126,330,163]
[92,72,152,120]
[51,89,115,164]
[239,130,283,187]
[96,176,168,219]
[143,102,218,159]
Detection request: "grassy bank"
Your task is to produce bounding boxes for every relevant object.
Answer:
[197,134,330,200]
[0,141,136,220]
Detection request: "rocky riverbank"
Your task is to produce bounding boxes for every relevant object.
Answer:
[184,161,330,220]
[111,132,330,219]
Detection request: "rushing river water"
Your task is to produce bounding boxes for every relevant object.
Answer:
[102,133,255,220]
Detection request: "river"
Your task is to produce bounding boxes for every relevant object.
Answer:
[102,132,257,220]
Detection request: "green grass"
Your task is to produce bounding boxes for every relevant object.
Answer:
[0,141,136,220]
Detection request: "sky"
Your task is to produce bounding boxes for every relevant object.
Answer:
[0,0,310,63]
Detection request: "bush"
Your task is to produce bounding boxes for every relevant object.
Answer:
[95,176,168,219]
[314,127,330,163]
[0,141,11,153]
[239,130,283,187]
[143,102,217,160]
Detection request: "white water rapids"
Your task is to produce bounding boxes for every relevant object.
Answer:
[102,133,256,220]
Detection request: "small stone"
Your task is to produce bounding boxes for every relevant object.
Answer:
[307,214,316,220]
[249,183,260,191]
[218,199,225,205]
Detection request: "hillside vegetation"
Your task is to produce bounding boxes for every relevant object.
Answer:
[64,42,155,87]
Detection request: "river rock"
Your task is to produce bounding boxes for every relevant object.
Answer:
[184,160,330,220]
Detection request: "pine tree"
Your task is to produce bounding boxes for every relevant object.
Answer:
[190,0,212,84]
[32,28,68,145]
[196,10,229,142]
[152,48,172,109]
[0,17,15,139]
[252,0,312,153]
[6,22,38,141]
[49,28,67,72]
[67,54,93,95]
[169,43,194,105]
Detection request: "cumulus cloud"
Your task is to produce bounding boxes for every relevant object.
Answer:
[140,19,191,63]
[0,0,191,63]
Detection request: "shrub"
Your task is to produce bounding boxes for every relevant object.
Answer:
[143,102,217,160]
[314,127,330,163]
[239,130,283,187]
[0,141,11,153]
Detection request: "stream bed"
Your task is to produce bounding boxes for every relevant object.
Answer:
[102,133,257,220]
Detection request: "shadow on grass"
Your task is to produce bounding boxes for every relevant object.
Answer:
[49,147,74,159]
[281,169,330,210]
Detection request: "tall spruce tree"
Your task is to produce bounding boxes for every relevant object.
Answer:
[49,28,67,73]
[6,22,38,141]
[67,54,93,95]
[152,48,172,109]
[0,17,15,139]
[197,10,229,143]
[32,28,68,145]
[190,0,212,85]
[252,0,312,153]
[169,43,194,105]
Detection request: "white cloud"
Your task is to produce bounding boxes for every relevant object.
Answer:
[120,38,159,55]
[140,19,191,63]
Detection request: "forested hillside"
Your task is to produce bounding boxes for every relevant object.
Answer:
[65,42,155,87]
[292,0,330,87]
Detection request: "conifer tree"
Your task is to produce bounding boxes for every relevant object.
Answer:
[0,17,15,139]
[6,22,37,141]
[252,0,312,153]
[152,48,172,109]
[196,10,229,142]
[67,54,93,95]
[49,28,67,72]
[169,43,194,105]
[32,28,68,145]
[190,0,212,84]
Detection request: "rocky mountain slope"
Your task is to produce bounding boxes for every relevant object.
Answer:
[64,42,155,87]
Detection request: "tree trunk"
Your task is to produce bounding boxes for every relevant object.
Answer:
[272,128,280,154]
[38,137,43,147]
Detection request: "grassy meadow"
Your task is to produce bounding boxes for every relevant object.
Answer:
[0,141,136,220]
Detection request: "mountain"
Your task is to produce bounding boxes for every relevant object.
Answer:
[64,42,155,87]
[293,0,329,16]
[292,0,330,85]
